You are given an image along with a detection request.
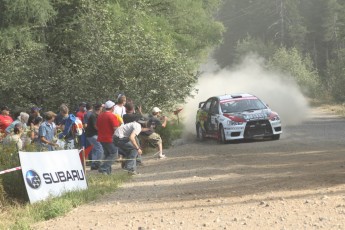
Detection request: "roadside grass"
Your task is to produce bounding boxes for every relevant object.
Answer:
[309,98,345,117]
[0,117,184,229]
[321,104,345,117]
[0,172,129,229]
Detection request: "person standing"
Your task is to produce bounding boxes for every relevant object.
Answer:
[27,107,42,127]
[0,106,13,139]
[97,100,121,175]
[85,103,104,170]
[39,111,58,151]
[123,103,142,124]
[75,102,87,148]
[58,104,77,149]
[83,103,93,129]
[5,112,29,135]
[76,102,87,123]
[3,123,24,150]
[83,102,94,162]
[114,94,126,118]
[30,116,43,145]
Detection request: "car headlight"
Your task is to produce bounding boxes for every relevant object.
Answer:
[270,115,280,121]
[227,120,243,126]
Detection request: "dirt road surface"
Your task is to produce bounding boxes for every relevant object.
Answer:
[35,108,345,230]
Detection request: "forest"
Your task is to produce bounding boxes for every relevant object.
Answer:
[0,0,344,112]
[215,0,345,102]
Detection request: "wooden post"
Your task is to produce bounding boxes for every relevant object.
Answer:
[82,147,86,174]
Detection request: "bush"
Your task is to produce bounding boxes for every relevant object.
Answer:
[0,145,28,203]
[157,118,184,149]
[0,178,6,207]
[326,49,345,102]
[268,47,321,98]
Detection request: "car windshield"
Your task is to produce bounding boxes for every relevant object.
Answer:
[220,98,267,113]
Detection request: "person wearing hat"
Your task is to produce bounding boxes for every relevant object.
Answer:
[96,100,121,175]
[140,107,168,159]
[0,106,13,138]
[39,111,58,151]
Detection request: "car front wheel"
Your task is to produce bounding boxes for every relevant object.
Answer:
[219,126,227,144]
[196,124,205,141]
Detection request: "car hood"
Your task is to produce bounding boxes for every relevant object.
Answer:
[224,109,272,121]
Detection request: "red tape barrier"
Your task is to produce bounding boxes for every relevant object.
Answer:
[0,166,22,175]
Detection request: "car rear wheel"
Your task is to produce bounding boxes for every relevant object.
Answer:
[196,124,205,141]
[219,126,227,144]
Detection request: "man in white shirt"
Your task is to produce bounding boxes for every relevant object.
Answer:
[113,118,146,175]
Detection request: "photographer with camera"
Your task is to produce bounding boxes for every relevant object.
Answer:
[140,107,168,159]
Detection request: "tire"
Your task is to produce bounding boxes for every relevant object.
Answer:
[272,134,280,140]
[219,126,227,144]
[196,124,205,141]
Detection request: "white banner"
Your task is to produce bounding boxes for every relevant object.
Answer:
[19,149,88,203]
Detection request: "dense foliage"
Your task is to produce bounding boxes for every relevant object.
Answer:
[0,0,224,111]
[215,0,345,102]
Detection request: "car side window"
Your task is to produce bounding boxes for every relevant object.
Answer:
[210,99,219,114]
[203,100,212,112]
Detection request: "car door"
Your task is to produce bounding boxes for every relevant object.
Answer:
[202,98,213,132]
[209,98,220,132]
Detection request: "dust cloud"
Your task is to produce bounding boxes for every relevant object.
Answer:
[181,54,310,137]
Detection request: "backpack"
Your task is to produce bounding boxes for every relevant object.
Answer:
[58,115,84,140]
[72,118,84,136]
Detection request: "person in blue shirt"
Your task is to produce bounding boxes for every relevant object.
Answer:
[57,104,77,149]
[39,111,58,151]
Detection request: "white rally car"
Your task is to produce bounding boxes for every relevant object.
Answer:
[195,93,282,143]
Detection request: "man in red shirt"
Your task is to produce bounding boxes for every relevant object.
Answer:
[76,102,87,123]
[97,100,121,174]
[0,106,13,139]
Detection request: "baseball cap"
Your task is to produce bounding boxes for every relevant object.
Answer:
[104,100,115,109]
[152,107,162,113]
[31,107,41,112]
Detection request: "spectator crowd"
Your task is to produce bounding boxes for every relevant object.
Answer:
[0,94,169,175]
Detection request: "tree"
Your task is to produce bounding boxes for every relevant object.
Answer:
[0,0,224,111]
[268,47,320,97]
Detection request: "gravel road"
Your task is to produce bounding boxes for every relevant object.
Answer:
[35,108,345,230]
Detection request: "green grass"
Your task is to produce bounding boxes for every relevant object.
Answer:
[0,117,184,229]
[0,172,129,229]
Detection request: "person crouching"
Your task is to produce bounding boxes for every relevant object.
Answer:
[113,118,147,175]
